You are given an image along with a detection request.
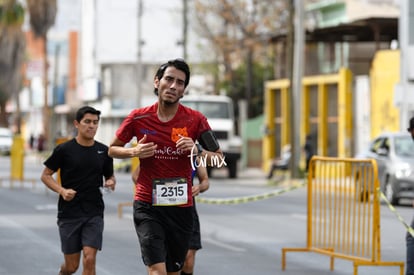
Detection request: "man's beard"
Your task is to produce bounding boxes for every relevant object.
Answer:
[161,94,182,106]
[163,97,180,106]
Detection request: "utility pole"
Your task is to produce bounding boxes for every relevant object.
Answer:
[50,44,60,144]
[289,0,305,178]
[182,0,188,60]
[398,0,414,128]
[136,0,143,107]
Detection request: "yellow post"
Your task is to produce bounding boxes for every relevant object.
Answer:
[131,158,140,174]
[301,85,310,169]
[281,86,290,148]
[301,85,310,138]
[338,68,353,158]
[130,137,140,196]
[318,83,328,156]
[263,83,276,171]
[10,135,25,180]
[130,137,140,173]
[263,79,291,171]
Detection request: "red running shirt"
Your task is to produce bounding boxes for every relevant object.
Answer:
[115,102,212,207]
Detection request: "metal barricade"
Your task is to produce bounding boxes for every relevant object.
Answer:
[281,156,404,275]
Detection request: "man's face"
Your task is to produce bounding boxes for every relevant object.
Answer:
[409,128,414,141]
[154,66,186,105]
[74,113,99,140]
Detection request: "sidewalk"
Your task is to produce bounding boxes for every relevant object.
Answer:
[211,166,267,180]
[210,165,306,188]
[239,167,267,179]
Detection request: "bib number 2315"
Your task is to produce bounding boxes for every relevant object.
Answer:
[152,178,188,206]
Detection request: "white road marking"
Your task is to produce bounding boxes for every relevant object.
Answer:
[35,204,57,210]
[203,236,247,252]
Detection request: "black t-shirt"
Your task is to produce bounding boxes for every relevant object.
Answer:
[44,138,113,219]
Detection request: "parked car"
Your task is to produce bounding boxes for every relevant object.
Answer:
[0,127,13,155]
[356,132,414,205]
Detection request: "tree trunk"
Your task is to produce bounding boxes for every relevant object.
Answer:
[0,101,7,126]
[14,87,21,134]
[245,48,253,118]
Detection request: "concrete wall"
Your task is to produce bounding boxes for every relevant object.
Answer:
[370,50,400,138]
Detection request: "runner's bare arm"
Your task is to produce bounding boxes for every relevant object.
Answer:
[192,165,210,197]
[109,134,157,159]
[40,167,77,201]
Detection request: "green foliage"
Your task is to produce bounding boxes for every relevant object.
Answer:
[221,61,274,118]
[0,1,26,128]
[0,1,24,26]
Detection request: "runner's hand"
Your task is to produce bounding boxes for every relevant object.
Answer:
[104,176,116,191]
[192,185,201,197]
[176,134,195,152]
[59,188,77,201]
[132,134,157,158]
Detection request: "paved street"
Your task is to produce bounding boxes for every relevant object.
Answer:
[0,154,412,274]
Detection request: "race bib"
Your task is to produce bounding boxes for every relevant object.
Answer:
[152,178,188,206]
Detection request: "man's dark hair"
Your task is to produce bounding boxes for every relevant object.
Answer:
[154,58,190,95]
[75,106,101,122]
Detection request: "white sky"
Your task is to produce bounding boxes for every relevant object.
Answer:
[41,0,205,64]
[141,1,186,62]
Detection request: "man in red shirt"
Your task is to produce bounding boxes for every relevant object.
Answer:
[131,160,210,275]
[109,58,223,275]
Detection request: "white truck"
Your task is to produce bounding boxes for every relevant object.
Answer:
[181,94,242,178]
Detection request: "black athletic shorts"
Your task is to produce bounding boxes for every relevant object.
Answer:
[188,203,202,250]
[133,200,193,272]
[57,216,104,254]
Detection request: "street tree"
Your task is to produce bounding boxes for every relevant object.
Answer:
[26,0,57,148]
[193,0,289,118]
[0,0,25,129]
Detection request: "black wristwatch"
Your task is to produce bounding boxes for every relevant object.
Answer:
[196,143,203,156]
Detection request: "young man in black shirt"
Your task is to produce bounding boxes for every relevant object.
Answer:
[41,106,116,275]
